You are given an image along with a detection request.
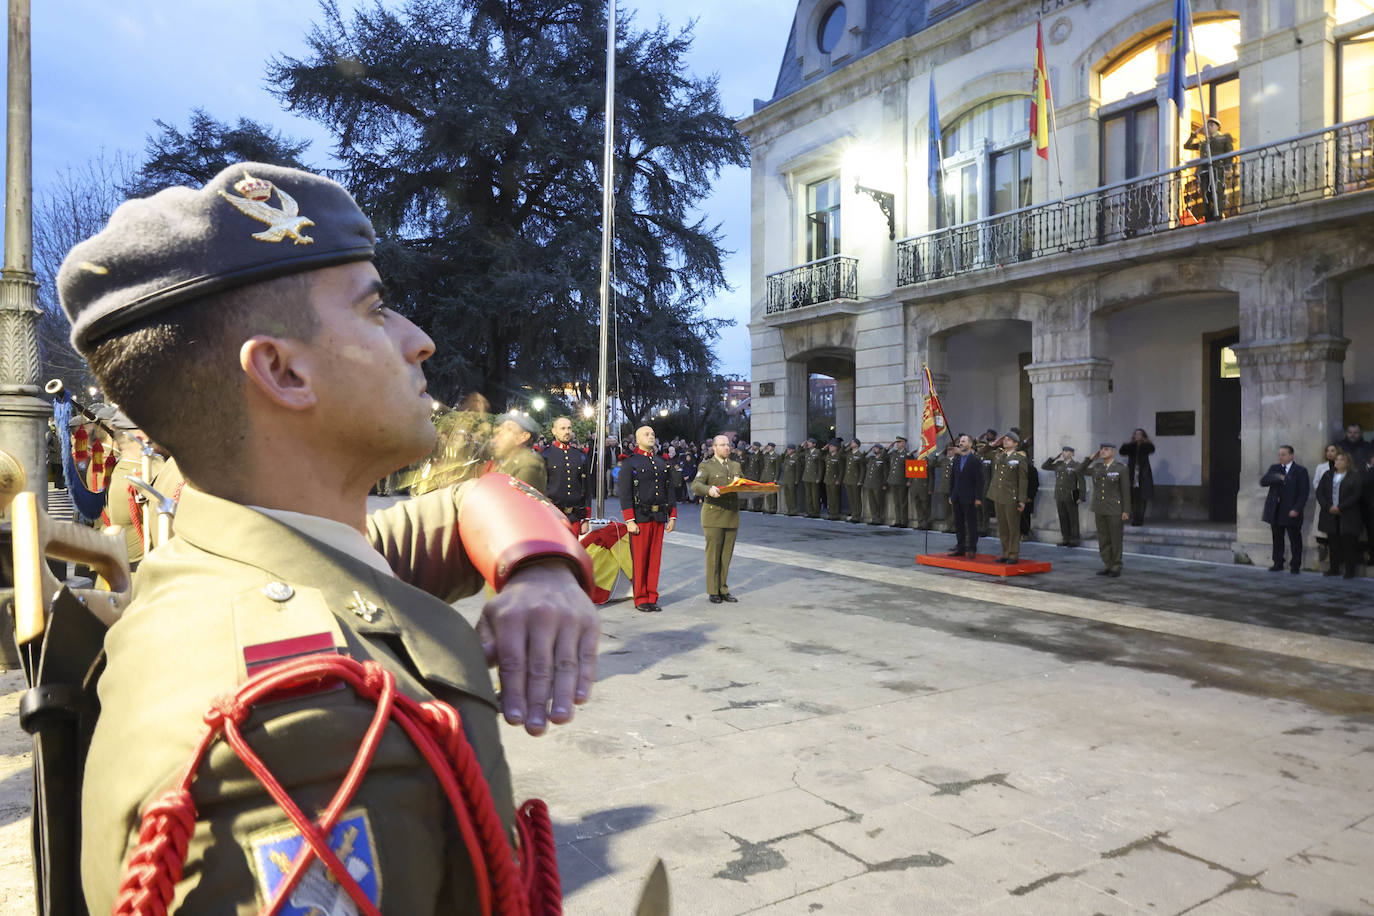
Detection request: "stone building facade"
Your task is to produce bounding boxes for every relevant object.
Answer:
[740,0,1374,563]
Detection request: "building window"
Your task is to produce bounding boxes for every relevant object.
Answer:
[1099,19,1240,106]
[1335,0,1374,25]
[1178,75,1239,163]
[1102,102,1159,183]
[817,3,847,54]
[936,96,1031,227]
[1219,345,1239,379]
[1339,31,1374,122]
[806,176,841,261]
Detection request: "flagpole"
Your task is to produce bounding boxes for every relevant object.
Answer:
[1182,0,1219,217]
[593,0,616,519]
[1038,16,1066,203]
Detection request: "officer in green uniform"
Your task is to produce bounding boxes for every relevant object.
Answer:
[987,432,1029,563]
[822,439,845,521]
[907,446,933,530]
[758,443,780,514]
[801,438,823,518]
[1080,442,1131,575]
[842,438,865,523]
[59,163,599,912]
[861,443,887,525]
[741,443,761,512]
[1042,446,1084,546]
[884,437,910,527]
[490,412,548,493]
[779,444,801,516]
[931,445,955,532]
[976,432,997,536]
[691,435,743,602]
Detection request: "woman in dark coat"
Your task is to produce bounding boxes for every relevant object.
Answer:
[1315,451,1363,578]
[1118,428,1155,526]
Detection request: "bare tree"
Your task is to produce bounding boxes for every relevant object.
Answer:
[33,150,138,389]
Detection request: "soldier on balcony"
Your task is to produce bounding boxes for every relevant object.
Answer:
[1185,117,1235,221]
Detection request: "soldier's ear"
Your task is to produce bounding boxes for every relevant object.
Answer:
[240,335,317,412]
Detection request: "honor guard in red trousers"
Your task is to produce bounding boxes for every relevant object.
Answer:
[545,415,591,534]
[617,425,677,612]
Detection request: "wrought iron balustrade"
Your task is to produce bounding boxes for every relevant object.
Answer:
[897,117,1374,286]
[766,255,859,315]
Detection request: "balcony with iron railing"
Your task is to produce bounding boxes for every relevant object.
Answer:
[764,254,860,322]
[896,117,1374,288]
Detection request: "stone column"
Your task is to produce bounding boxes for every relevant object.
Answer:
[1025,357,1113,538]
[1231,335,1347,567]
[784,359,809,447]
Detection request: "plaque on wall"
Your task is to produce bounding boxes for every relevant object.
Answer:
[1155,410,1196,436]
[757,381,776,397]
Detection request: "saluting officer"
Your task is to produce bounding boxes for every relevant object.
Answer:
[822,439,845,521]
[862,443,887,525]
[987,432,1029,563]
[1042,446,1084,547]
[976,432,997,536]
[1079,442,1131,576]
[618,425,678,610]
[758,443,780,514]
[908,447,933,531]
[779,444,801,516]
[741,443,762,512]
[801,437,823,518]
[544,415,591,533]
[885,436,910,528]
[842,438,865,523]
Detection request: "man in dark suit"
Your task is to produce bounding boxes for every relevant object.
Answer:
[1261,444,1309,573]
[946,434,984,558]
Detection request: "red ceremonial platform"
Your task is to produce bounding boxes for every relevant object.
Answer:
[916,552,1052,577]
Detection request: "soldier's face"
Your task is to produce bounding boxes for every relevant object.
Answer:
[491,420,530,458]
[297,261,436,468]
[713,436,731,459]
[552,417,573,443]
[636,426,656,451]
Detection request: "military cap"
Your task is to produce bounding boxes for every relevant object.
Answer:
[59,162,376,350]
[1003,430,1021,444]
[94,404,140,432]
[1060,445,1075,453]
[1206,116,1221,127]
[503,413,541,437]
[786,444,797,451]
[766,442,776,448]
[1100,441,1116,449]
[893,435,908,443]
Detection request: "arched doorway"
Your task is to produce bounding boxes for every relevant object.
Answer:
[936,319,1034,444]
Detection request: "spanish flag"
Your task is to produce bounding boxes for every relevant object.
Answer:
[579,520,633,605]
[1031,21,1051,161]
[917,365,948,459]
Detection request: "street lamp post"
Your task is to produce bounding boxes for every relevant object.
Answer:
[0,0,48,516]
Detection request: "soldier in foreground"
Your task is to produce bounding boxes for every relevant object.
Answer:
[1080,442,1132,576]
[691,435,744,603]
[59,163,599,911]
[618,425,677,611]
[987,432,1029,563]
[545,414,591,533]
[1042,446,1084,546]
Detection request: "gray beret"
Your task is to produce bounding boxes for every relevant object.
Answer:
[1003,430,1021,444]
[1060,445,1075,453]
[503,413,541,437]
[59,162,376,350]
[1100,441,1116,449]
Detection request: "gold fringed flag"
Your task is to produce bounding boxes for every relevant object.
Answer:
[1031,21,1051,161]
[579,521,633,605]
[918,365,948,459]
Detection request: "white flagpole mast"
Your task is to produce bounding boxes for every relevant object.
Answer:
[1041,17,1067,203]
[594,0,616,518]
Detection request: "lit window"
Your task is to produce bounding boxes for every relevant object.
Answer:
[1100,20,1241,106]
[818,3,847,54]
[806,177,842,260]
[1219,346,1239,379]
[1339,32,1374,122]
[1335,0,1374,25]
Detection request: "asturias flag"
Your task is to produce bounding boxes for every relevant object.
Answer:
[917,365,948,459]
[1031,21,1051,160]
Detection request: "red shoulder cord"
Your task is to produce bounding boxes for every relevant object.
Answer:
[110,654,561,916]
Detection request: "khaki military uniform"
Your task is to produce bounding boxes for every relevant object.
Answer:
[83,484,513,914]
[906,453,932,530]
[1042,456,1084,546]
[801,446,823,518]
[987,449,1029,561]
[931,452,954,532]
[758,450,780,514]
[1080,457,1130,572]
[822,449,845,521]
[842,449,865,523]
[977,444,996,535]
[496,446,547,494]
[885,447,909,528]
[779,450,801,516]
[861,450,887,525]
[690,456,743,596]
[101,445,158,566]
[741,450,761,512]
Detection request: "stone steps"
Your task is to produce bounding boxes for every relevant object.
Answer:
[1120,524,1237,564]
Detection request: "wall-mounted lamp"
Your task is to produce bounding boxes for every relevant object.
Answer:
[854,181,895,239]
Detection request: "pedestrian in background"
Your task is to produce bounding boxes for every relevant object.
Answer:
[1080,443,1131,576]
[1042,446,1084,547]
[1118,428,1154,526]
[1316,451,1361,578]
[1261,444,1309,574]
[1313,443,1340,565]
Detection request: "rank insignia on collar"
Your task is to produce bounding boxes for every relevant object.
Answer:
[345,590,382,623]
[219,172,316,245]
[248,808,381,914]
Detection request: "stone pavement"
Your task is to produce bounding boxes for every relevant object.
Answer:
[0,501,1370,913]
[489,504,1374,914]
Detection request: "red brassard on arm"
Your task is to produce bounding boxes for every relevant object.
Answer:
[459,473,594,594]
